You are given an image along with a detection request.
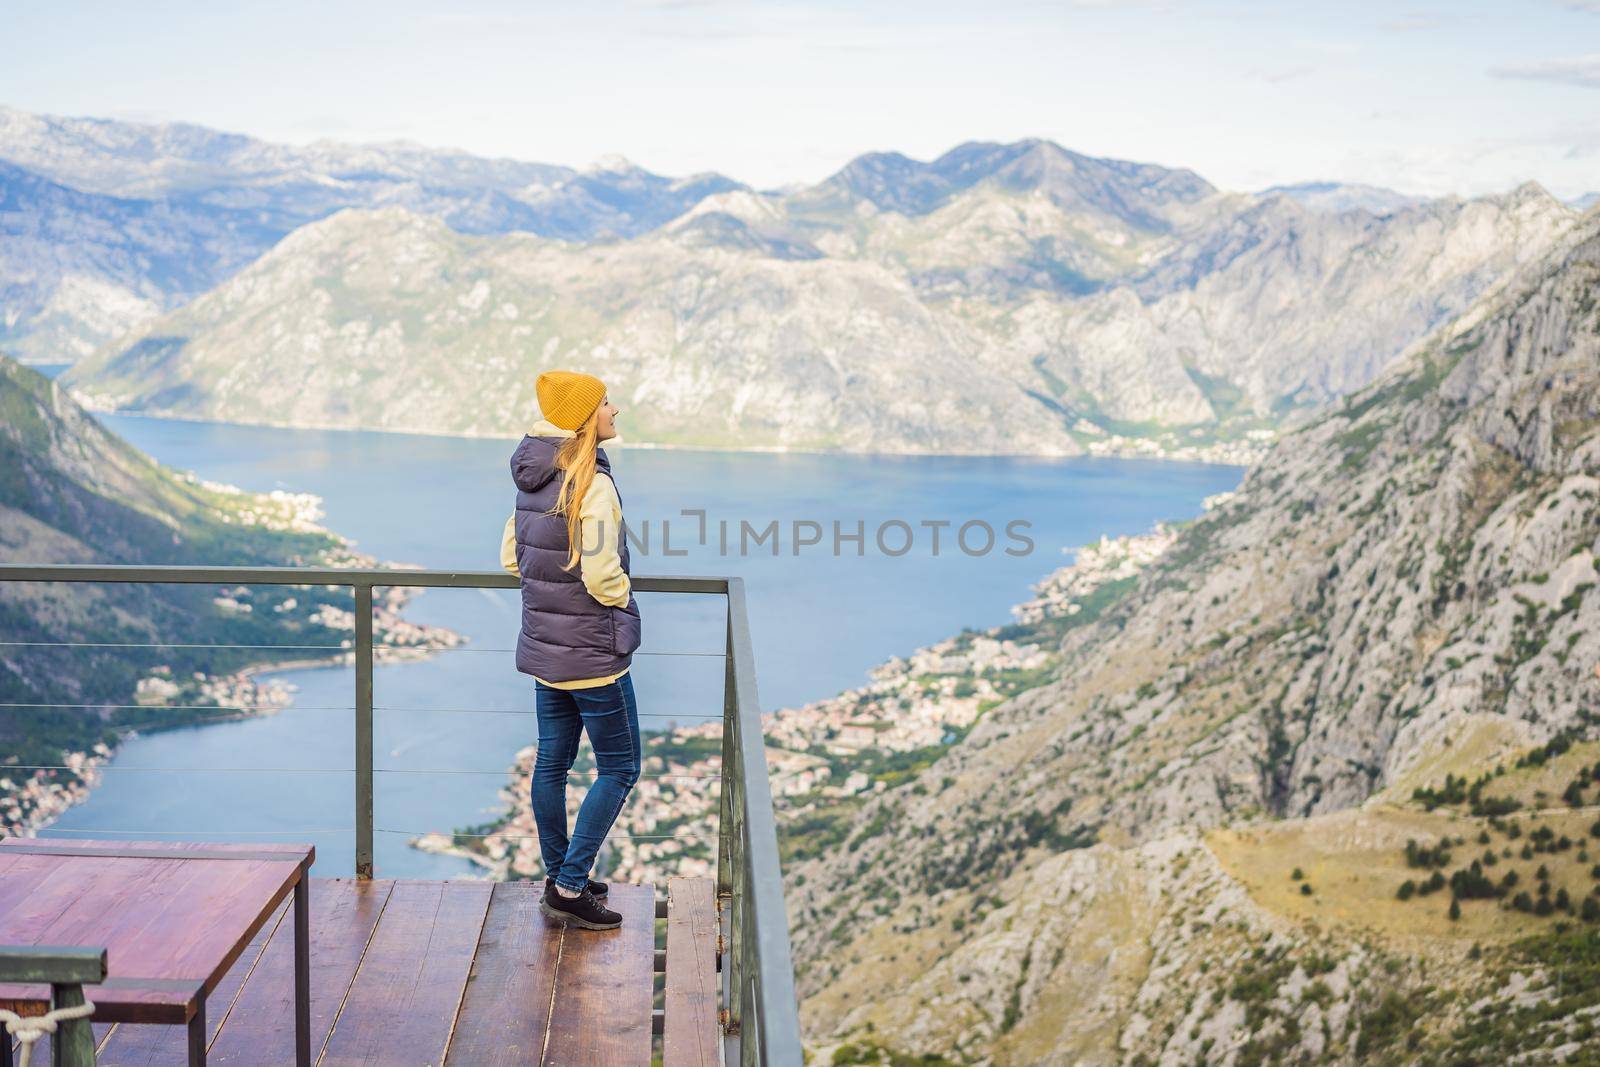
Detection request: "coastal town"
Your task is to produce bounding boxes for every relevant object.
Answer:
[1078,426,1275,467]
[0,481,462,838]
[421,514,1214,884]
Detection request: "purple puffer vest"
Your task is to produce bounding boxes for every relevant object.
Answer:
[510,434,642,683]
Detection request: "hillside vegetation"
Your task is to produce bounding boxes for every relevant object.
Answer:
[787,213,1600,1064]
[0,356,375,827]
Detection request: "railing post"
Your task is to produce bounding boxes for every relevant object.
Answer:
[717,604,737,901]
[724,577,803,1066]
[719,600,744,1053]
[354,583,375,880]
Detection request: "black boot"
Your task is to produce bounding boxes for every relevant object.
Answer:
[546,875,608,897]
[541,885,622,930]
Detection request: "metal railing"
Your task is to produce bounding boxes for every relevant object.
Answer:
[0,564,803,1066]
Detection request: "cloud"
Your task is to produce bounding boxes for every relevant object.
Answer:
[1380,13,1446,31]
[1563,1,1600,12]
[105,108,174,125]
[1246,64,1316,84]
[1491,53,1600,88]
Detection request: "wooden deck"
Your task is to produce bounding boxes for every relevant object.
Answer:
[12,877,721,1067]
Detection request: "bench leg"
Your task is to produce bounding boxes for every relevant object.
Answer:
[51,981,95,1067]
[294,874,311,1067]
[188,994,206,1067]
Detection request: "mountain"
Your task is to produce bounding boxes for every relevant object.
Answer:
[776,139,1229,302]
[0,354,388,830]
[0,106,742,364]
[64,209,1083,455]
[1260,181,1420,215]
[0,161,279,361]
[6,105,1581,454]
[815,140,1215,226]
[63,178,1576,454]
[0,106,742,238]
[783,216,1600,1062]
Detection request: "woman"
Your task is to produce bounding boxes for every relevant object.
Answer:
[499,370,643,930]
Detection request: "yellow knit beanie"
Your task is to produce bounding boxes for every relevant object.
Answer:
[536,370,606,431]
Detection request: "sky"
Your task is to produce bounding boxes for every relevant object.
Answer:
[2,0,1597,199]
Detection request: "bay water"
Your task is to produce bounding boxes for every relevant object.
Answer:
[40,404,1242,876]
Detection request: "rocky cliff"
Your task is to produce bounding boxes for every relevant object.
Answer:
[785,212,1600,1063]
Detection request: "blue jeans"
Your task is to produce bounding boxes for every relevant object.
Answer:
[531,672,642,892]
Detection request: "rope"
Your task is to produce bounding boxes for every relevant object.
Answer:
[1,1000,96,1067]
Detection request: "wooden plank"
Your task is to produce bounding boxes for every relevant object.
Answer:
[0,840,311,857]
[318,880,492,1067]
[0,848,85,924]
[0,844,312,862]
[443,883,563,1066]
[95,896,291,1065]
[208,879,394,1065]
[662,878,719,1067]
[541,883,655,1067]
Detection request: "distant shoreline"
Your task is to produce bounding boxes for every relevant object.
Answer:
[73,400,1264,467]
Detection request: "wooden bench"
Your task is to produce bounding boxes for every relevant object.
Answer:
[0,839,312,1067]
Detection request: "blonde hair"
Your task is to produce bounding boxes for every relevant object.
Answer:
[552,408,602,571]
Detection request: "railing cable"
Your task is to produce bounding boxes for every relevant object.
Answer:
[0,701,715,721]
[25,826,711,843]
[367,647,727,657]
[32,827,354,836]
[0,702,351,713]
[374,828,715,842]
[0,641,723,657]
[2,764,720,781]
[0,640,348,650]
